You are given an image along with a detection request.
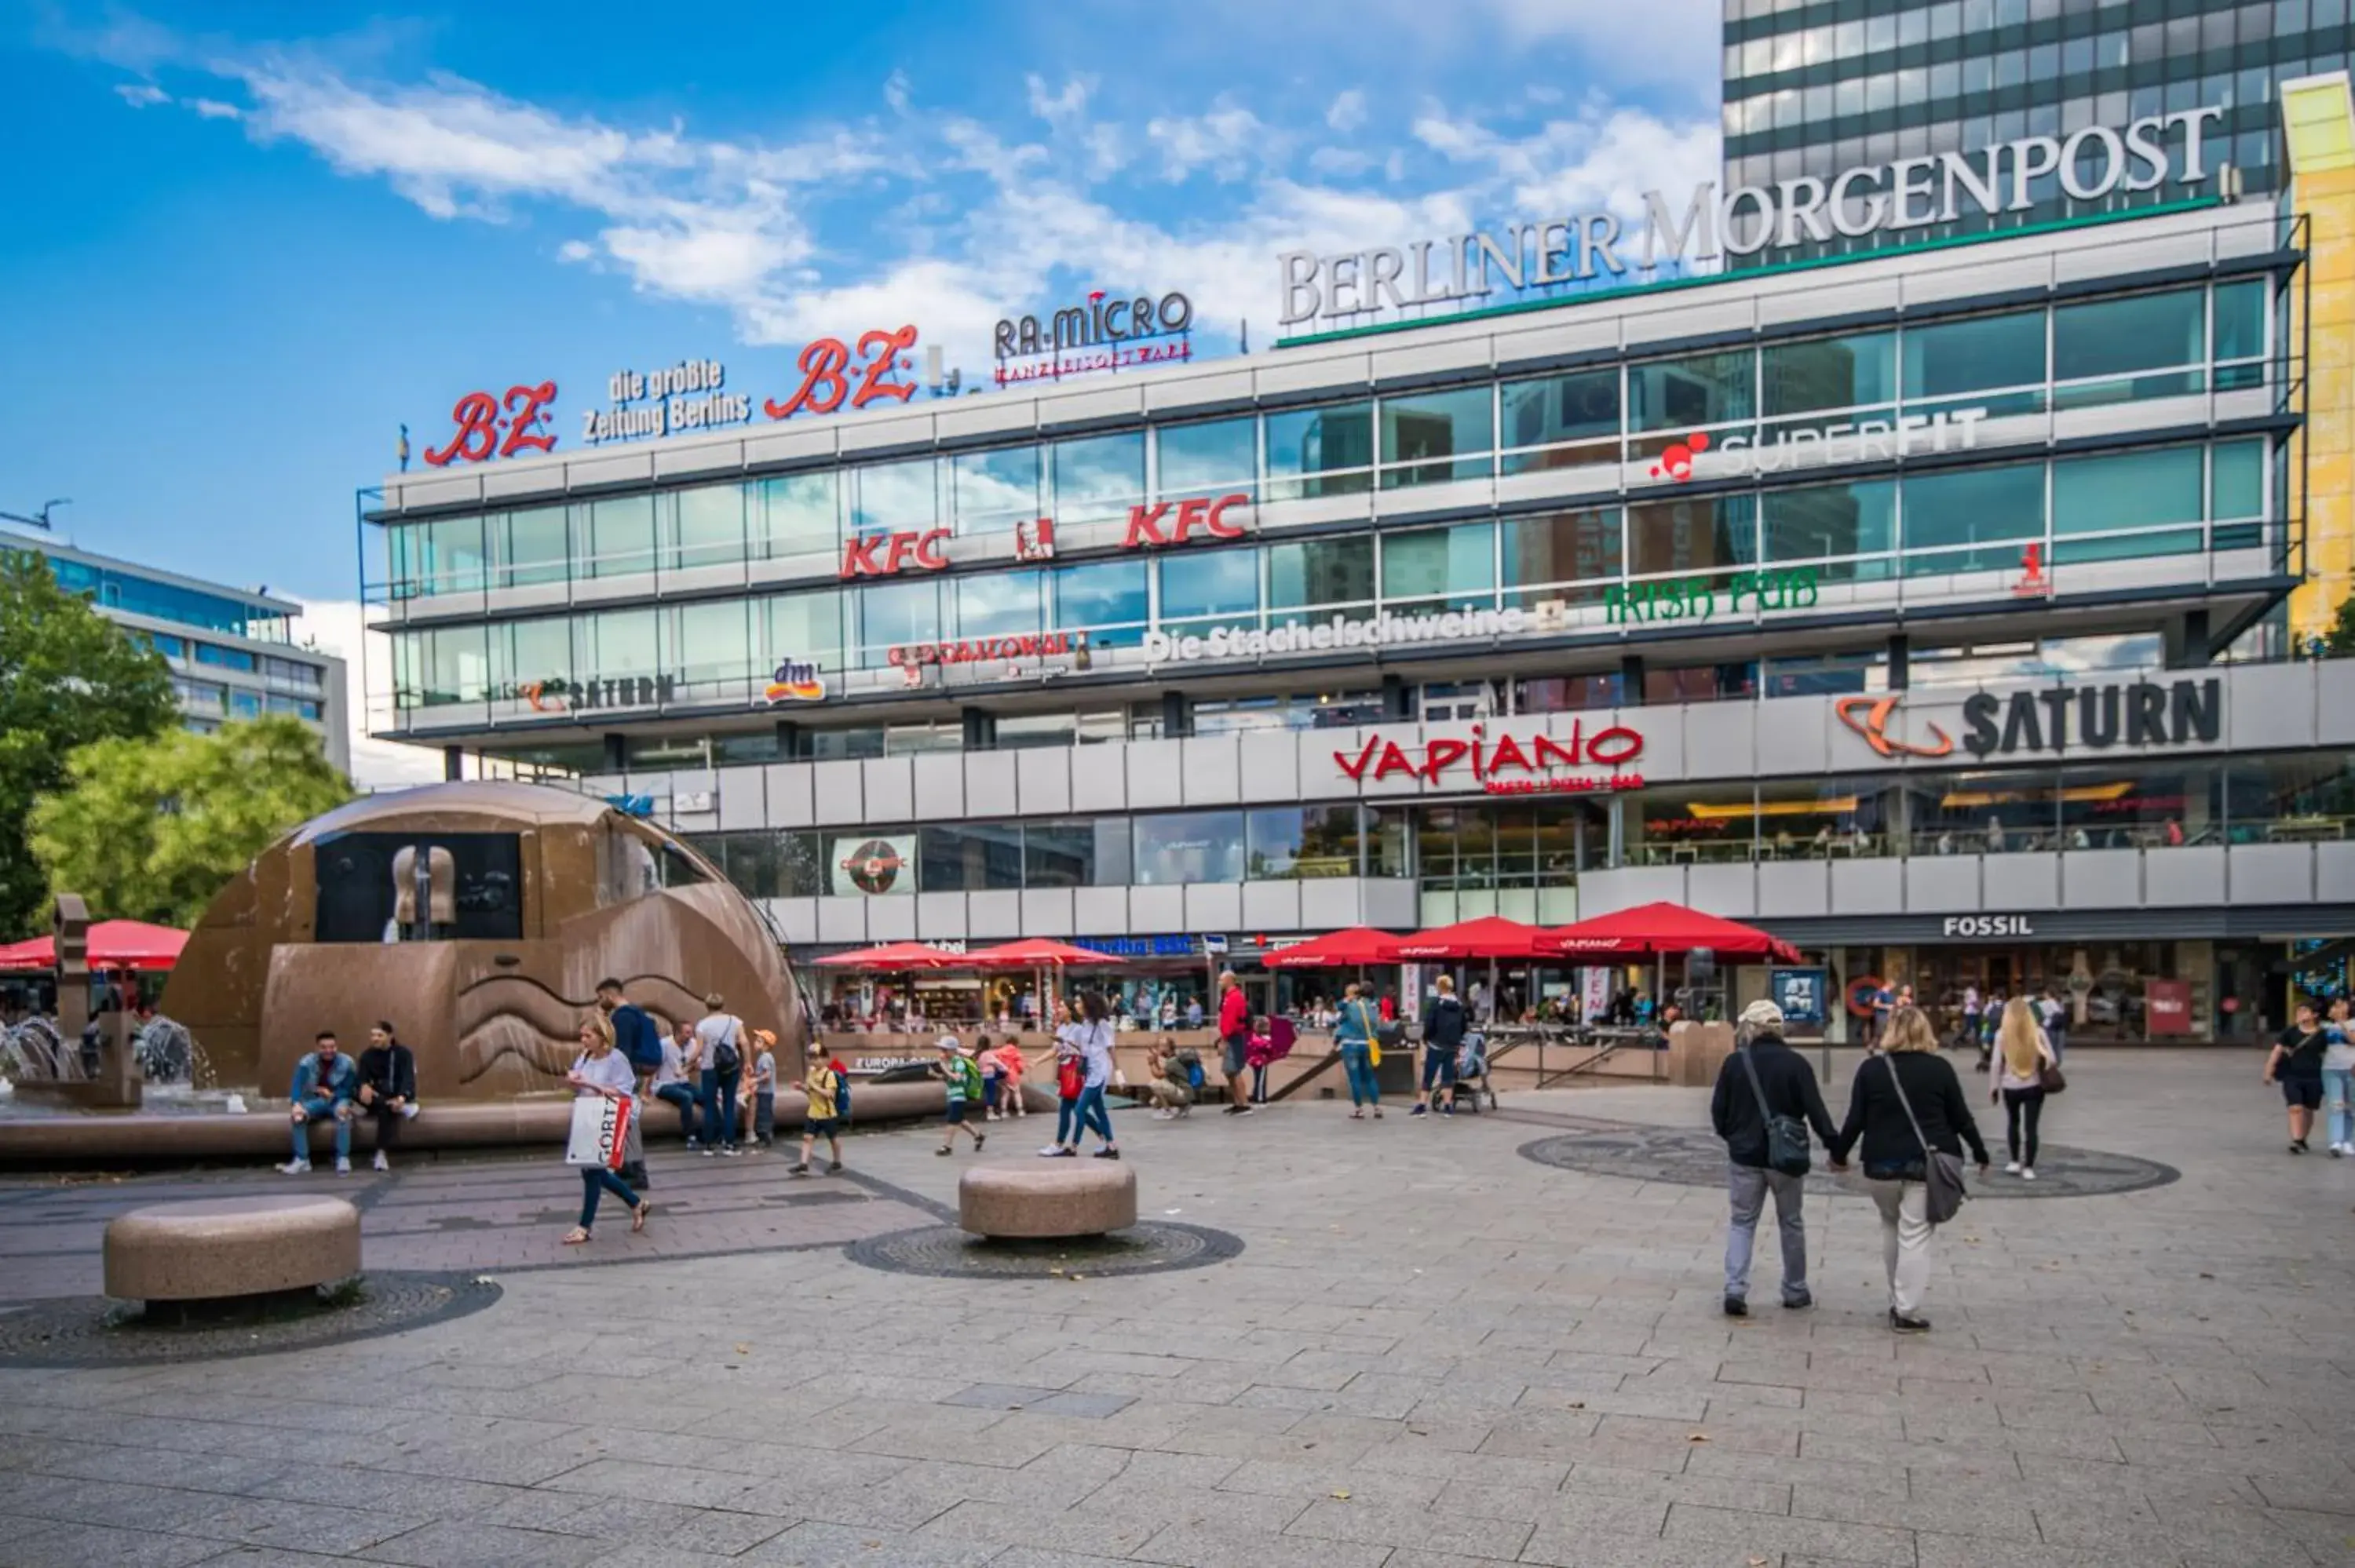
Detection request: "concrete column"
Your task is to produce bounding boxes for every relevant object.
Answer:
[774,719,801,759]
[961,706,996,750]
[1886,633,1911,691]
[1381,674,1413,721]
[1619,654,1645,705]
[1160,690,1192,738]
[441,746,463,782]
[602,732,626,772]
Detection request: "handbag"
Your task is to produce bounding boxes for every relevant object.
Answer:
[1882,1056,1966,1224]
[2036,1032,2067,1093]
[1352,1001,1382,1067]
[1736,1045,1813,1177]
[564,1093,635,1171]
[1057,1057,1083,1099]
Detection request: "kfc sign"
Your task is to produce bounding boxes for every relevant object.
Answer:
[841,529,949,579]
[1335,721,1645,794]
[1124,493,1250,549]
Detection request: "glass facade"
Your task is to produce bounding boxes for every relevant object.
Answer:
[385,432,2276,716]
[1722,0,2344,253]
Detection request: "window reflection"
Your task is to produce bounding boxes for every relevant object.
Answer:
[1265,403,1373,498]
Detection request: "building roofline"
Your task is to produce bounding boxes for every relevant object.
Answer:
[2,527,305,614]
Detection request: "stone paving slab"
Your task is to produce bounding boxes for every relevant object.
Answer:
[0,1050,2350,1566]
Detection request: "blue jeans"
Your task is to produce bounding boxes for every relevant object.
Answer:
[1340,1044,1378,1107]
[291,1095,350,1161]
[1725,1162,1809,1305]
[579,1165,640,1230]
[1056,1096,1079,1146]
[1075,1084,1114,1144]
[754,1091,775,1145]
[699,1068,740,1147]
[655,1083,699,1141]
[2324,1067,2355,1147]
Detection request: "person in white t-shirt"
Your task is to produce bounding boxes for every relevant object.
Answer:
[651,1019,700,1147]
[688,994,746,1157]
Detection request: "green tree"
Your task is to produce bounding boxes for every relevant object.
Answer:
[30,717,353,929]
[0,549,177,935]
[2319,588,2355,658]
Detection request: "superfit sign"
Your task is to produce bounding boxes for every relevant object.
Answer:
[1335,722,1645,796]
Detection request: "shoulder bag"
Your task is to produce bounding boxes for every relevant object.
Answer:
[2036,1030,2067,1094]
[1736,1046,1813,1177]
[1883,1055,1967,1223]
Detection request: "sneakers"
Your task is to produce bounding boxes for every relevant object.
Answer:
[827,1160,844,1174]
[399,1103,421,1120]
[1722,1296,1748,1318]
[2333,1143,2350,1158]
[1889,1310,1933,1333]
[788,1163,810,1177]
[1233,1105,1253,1117]
[1782,1290,1813,1310]
[2004,1161,2022,1175]
[1036,1145,1064,1157]
[372,1150,389,1172]
[975,1132,986,1151]
[701,1145,717,1158]
[2020,1167,2036,1181]
[719,1145,742,1158]
[2291,1140,2308,1154]
[276,1158,310,1175]
[334,1156,352,1175]
[1410,1104,1429,1118]
[1046,1147,1077,1158]
[1093,1147,1120,1160]
[685,1137,700,1151]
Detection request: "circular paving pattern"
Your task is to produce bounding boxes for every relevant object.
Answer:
[845,1220,1243,1280]
[1517,1119,2178,1198]
[0,1271,502,1367]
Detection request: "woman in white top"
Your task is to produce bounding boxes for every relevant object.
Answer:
[1041,1000,1083,1156]
[1069,989,1119,1160]
[1988,996,2058,1180]
[565,1014,649,1244]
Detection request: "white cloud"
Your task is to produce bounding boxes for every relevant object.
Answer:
[293,599,449,790]
[1145,102,1268,182]
[187,97,243,120]
[100,22,1716,367]
[114,82,168,107]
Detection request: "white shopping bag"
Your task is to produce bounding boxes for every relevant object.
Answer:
[564,1095,634,1170]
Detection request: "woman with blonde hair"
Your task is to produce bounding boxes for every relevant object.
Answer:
[1828,1004,1989,1333]
[1989,996,2057,1180]
[564,1012,650,1245]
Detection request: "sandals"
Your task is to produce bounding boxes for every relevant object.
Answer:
[562,1227,592,1245]
[632,1201,652,1232]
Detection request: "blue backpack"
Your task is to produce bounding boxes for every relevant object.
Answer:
[834,1068,851,1124]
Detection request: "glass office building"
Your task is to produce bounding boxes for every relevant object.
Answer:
[363,169,2355,1039]
[1722,0,2355,253]
[16,532,350,771]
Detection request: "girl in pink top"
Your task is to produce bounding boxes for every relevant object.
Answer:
[990,1040,1028,1119]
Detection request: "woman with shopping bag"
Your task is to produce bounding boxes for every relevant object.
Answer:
[564,1013,651,1244]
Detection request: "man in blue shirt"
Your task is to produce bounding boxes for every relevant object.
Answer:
[597,979,662,1185]
[279,1030,358,1175]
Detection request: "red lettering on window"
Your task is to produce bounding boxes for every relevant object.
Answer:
[1587,725,1645,767]
[1370,741,1419,782]
[1532,733,1581,769]
[1422,738,1469,782]
[1172,497,1211,541]
[1334,738,1378,781]
[1203,494,1247,538]
[1486,732,1533,775]
[1124,503,1172,548]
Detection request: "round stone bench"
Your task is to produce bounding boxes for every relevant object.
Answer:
[958,1162,1137,1240]
[104,1195,361,1304]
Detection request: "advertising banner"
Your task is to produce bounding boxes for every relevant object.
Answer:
[1769,967,1829,1026]
[2144,978,2193,1036]
[831,834,917,897]
[1581,966,1612,1023]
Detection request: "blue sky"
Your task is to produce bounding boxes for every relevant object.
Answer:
[0,0,1719,609]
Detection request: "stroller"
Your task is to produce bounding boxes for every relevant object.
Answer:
[1453,1029,1499,1113]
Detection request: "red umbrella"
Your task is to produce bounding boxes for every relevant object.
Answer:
[0,920,188,972]
[812,942,969,968]
[959,939,1121,967]
[1262,927,1404,968]
[1544,902,1802,962]
[1393,915,1552,961]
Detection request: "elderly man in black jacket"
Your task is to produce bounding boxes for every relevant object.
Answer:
[1710,998,1838,1316]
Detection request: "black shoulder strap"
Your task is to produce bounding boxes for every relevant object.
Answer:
[1736,1044,1774,1122]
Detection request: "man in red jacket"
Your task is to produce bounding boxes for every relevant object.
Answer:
[1216,970,1253,1116]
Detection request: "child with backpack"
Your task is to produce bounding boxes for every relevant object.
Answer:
[933,1036,987,1156]
[991,1037,1028,1119]
[790,1042,845,1176]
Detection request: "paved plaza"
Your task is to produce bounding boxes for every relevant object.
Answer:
[0,1048,2350,1568]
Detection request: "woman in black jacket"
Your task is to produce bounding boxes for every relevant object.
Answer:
[1828,1005,1990,1333]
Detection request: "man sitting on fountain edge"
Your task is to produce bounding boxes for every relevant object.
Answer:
[278,1030,359,1176]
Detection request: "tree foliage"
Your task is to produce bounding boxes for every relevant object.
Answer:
[31,717,353,930]
[0,550,177,935]
[2319,587,2355,658]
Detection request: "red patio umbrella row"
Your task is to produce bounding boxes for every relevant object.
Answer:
[0,920,189,973]
[1257,904,1798,966]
